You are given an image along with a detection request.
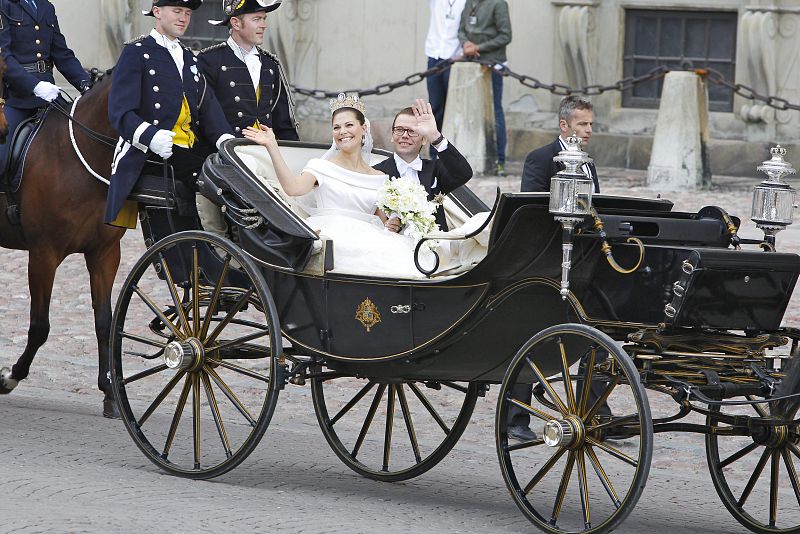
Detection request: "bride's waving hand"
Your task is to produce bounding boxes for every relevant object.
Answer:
[243,124,318,196]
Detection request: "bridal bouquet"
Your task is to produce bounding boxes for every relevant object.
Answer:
[376,177,439,246]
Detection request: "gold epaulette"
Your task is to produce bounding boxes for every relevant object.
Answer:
[124,35,146,46]
[200,42,226,53]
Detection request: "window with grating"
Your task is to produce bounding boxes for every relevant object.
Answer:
[181,0,229,51]
[622,9,737,112]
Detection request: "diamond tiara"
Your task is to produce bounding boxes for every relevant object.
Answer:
[329,93,366,114]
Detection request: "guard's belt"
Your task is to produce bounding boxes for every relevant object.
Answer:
[21,60,53,74]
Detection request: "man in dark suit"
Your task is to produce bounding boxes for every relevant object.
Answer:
[521,95,598,194]
[509,95,613,443]
[373,99,473,231]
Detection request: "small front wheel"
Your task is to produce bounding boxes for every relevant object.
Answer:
[496,323,653,533]
[110,231,282,479]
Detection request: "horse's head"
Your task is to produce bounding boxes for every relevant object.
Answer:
[0,57,8,144]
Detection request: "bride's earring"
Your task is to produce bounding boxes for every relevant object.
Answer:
[361,137,365,147]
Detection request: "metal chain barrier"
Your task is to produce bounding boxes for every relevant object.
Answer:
[291,58,800,113]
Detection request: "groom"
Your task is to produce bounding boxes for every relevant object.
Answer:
[373,100,473,231]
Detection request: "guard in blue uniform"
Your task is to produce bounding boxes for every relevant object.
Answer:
[105,0,233,227]
[0,0,91,171]
[198,0,298,139]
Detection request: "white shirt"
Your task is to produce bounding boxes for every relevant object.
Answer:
[150,29,184,79]
[227,36,261,92]
[394,153,423,183]
[559,137,597,193]
[425,0,467,59]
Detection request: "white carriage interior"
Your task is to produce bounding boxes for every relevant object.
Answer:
[229,143,491,278]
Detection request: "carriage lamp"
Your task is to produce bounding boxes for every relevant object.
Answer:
[549,134,594,299]
[751,145,797,250]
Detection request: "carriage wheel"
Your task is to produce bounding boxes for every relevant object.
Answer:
[311,372,479,482]
[705,356,800,534]
[496,323,653,533]
[110,231,282,479]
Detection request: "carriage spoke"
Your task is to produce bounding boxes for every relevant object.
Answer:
[579,348,596,417]
[576,450,591,529]
[738,448,771,507]
[205,366,256,427]
[211,329,269,353]
[584,380,618,423]
[441,381,468,394]
[157,253,192,339]
[133,286,184,340]
[121,364,169,386]
[782,448,800,507]
[192,373,202,469]
[192,246,200,337]
[200,256,231,341]
[205,288,255,346]
[559,338,577,413]
[383,385,396,471]
[719,442,760,469]
[586,413,639,433]
[121,331,168,349]
[770,449,780,527]
[586,437,638,467]
[352,384,387,459]
[522,446,567,495]
[210,360,270,383]
[507,397,556,423]
[551,450,576,525]
[506,436,545,452]
[586,445,622,508]
[162,374,193,459]
[526,357,569,416]
[789,441,800,461]
[407,382,450,434]
[747,395,769,418]
[201,371,232,459]
[138,369,187,427]
[331,381,376,426]
[396,385,422,463]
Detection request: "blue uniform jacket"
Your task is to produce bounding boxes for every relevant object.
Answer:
[0,0,89,108]
[105,35,232,224]
[198,43,298,140]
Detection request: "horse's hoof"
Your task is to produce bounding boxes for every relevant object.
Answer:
[0,367,18,394]
[103,396,121,419]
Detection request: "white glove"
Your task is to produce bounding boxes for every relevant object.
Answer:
[149,130,176,159]
[33,81,61,102]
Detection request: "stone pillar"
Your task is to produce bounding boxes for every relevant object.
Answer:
[646,71,711,190]
[442,62,496,175]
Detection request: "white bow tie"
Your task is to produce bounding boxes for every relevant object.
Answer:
[397,157,423,176]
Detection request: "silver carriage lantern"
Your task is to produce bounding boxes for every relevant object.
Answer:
[549,134,595,299]
[751,145,797,249]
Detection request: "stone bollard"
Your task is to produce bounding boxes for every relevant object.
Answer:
[646,71,711,190]
[441,62,496,175]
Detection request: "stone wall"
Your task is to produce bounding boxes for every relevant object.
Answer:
[51,0,800,174]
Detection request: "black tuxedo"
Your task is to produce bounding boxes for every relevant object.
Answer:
[520,137,599,193]
[373,143,473,230]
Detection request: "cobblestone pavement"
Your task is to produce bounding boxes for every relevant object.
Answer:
[0,168,798,533]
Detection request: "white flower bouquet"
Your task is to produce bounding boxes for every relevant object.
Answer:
[376,177,439,246]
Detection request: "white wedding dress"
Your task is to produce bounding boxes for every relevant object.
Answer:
[300,158,440,277]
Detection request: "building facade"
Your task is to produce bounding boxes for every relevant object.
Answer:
[54,0,800,173]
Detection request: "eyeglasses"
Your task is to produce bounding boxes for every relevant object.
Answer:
[392,127,420,138]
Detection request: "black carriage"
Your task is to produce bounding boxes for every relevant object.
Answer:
[109,138,800,534]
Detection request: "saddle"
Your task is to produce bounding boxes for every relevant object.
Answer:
[0,105,49,194]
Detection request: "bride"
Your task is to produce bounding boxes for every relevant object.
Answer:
[243,95,443,277]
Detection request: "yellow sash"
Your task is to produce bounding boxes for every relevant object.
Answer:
[172,95,196,148]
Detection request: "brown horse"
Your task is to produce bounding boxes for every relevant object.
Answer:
[0,65,125,417]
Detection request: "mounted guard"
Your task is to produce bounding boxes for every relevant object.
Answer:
[105,0,233,228]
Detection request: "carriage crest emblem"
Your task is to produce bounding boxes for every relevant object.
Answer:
[355,298,381,332]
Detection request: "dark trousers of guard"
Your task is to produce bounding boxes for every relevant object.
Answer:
[508,349,613,430]
[140,145,204,284]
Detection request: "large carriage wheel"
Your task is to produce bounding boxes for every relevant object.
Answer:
[110,231,282,479]
[496,323,653,534]
[311,372,479,482]
[705,355,800,534]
